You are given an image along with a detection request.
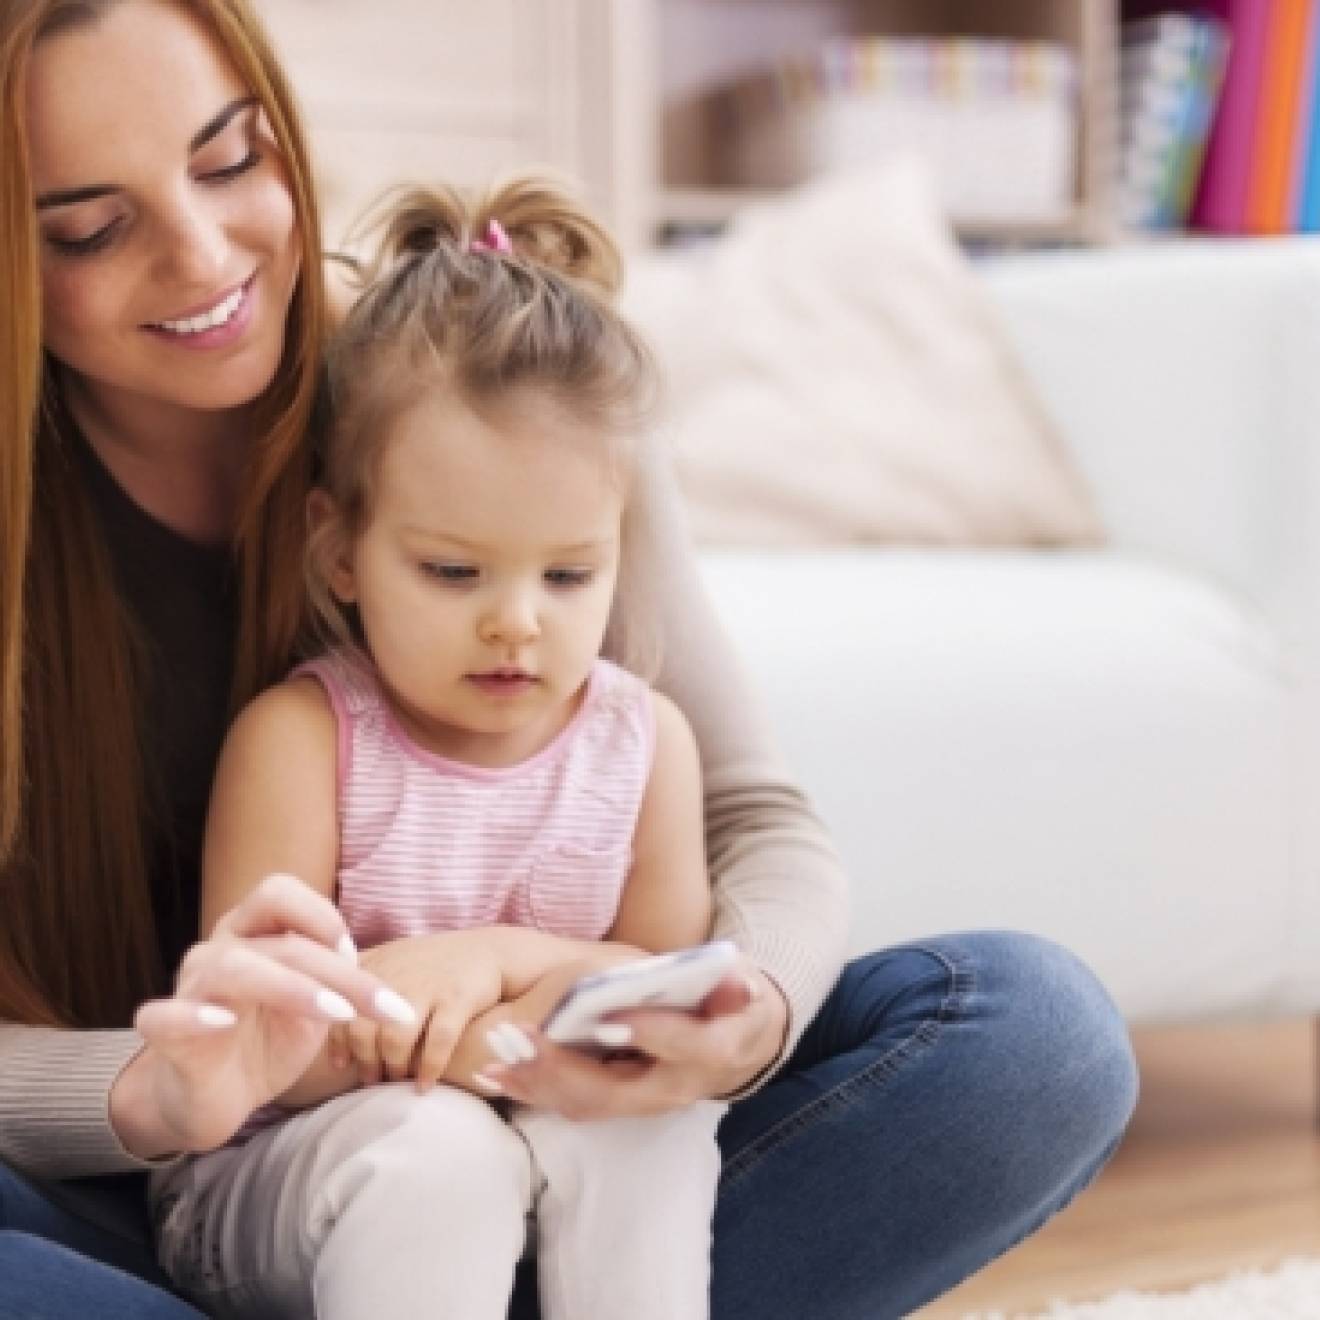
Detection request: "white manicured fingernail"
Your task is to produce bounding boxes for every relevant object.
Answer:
[374,988,418,1026]
[197,1004,238,1029]
[486,1027,521,1066]
[593,1023,633,1048]
[743,975,763,1002]
[502,1024,537,1062]
[472,1072,504,1093]
[315,988,356,1022]
[338,932,358,963]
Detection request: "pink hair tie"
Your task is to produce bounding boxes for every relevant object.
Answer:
[471,218,513,255]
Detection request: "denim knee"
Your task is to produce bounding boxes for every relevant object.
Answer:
[956,929,1139,1150]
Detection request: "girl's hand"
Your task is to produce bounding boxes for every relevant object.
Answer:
[325,929,511,1090]
[120,874,418,1158]
[472,957,790,1119]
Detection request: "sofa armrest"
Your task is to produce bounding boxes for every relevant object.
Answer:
[983,240,1320,979]
[980,239,1320,631]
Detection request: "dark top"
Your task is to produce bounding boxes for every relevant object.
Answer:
[76,437,237,978]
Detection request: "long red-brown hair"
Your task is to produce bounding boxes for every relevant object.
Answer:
[0,0,326,1027]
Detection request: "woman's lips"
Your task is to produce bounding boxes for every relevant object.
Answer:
[143,274,256,351]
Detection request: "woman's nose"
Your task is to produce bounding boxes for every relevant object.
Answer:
[155,196,229,289]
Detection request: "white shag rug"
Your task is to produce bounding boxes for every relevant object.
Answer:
[965,1257,1320,1319]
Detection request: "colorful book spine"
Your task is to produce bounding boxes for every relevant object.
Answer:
[1245,0,1313,232]
[1163,23,1232,224]
[1191,0,1273,232]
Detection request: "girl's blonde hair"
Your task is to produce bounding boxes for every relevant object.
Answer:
[308,174,658,674]
[0,0,326,1027]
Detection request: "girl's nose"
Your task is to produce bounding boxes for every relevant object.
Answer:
[479,590,541,647]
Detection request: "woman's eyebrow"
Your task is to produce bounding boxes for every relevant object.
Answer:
[188,93,259,154]
[35,94,260,211]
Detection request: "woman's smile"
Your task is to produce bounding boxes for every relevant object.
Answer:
[143,271,257,349]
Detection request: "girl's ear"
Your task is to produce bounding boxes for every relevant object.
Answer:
[306,488,358,604]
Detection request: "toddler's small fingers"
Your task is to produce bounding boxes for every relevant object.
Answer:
[415,1018,459,1088]
[346,1019,383,1082]
[327,1024,351,1070]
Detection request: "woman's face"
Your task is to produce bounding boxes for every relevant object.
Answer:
[27,0,301,421]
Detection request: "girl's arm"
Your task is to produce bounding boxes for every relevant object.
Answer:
[606,691,711,952]
[199,677,340,936]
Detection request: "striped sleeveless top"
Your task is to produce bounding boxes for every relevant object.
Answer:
[299,652,657,947]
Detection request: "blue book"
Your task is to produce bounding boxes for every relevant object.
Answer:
[1299,4,1320,228]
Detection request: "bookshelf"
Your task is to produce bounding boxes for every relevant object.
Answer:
[640,0,1121,246]
[256,0,1122,252]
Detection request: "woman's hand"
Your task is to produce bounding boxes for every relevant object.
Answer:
[472,958,790,1119]
[117,874,418,1159]
[323,928,513,1089]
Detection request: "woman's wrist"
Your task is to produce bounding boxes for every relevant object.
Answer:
[719,969,791,1097]
[108,1045,184,1162]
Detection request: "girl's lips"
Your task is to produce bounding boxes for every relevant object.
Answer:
[467,673,538,697]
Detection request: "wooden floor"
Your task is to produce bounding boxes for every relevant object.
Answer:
[916,1017,1320,1318]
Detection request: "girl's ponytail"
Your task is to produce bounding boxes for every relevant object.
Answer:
[356,174,624,300]
[368,187,467,274]
[474,175,622,297]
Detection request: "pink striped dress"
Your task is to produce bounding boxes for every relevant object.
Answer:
[299,652,657,947]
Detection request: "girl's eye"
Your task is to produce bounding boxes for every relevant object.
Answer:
[46,216,124,257]
[202,149,262,183]
[545,568,594,589]
[421,562,479,584]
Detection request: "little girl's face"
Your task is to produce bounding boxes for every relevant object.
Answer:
[331,388,626,766]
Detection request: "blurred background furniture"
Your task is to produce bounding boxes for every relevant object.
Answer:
[259,0,1119,250]
[257,1,1320,1027]
[666,236,1320,1024]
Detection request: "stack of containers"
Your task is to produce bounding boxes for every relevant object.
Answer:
[718,37,1078,226]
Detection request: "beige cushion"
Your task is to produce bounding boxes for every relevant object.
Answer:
[621,157,1104,547]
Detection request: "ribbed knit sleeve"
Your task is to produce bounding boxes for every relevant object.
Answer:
[607,440,851,1078]
[0,1025,170,1178]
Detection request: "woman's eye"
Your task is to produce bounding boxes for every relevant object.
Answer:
[46,217,123,257]
[421,562,479,584]
[545,568,594,588]
[202,149,261,183]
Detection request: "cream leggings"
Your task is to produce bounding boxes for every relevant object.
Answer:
[150,1084,724,1320]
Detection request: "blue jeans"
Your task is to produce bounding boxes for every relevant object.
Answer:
[2,931,1136,1319]
[0,1167,201,1318]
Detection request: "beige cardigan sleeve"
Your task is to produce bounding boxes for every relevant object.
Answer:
[0,1026,165,1178]
[609,440,851,1070]
[0,444,851,1179]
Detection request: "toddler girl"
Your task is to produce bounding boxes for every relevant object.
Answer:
[150,176,723,1320]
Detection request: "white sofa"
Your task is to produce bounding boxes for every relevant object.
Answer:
[689,238,1320,1024]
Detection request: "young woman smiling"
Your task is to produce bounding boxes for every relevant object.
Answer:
[0,2,1138,1317]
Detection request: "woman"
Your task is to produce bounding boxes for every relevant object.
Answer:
[0,1,1138,1317]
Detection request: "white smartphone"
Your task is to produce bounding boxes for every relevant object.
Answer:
[541,940,740,1047]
